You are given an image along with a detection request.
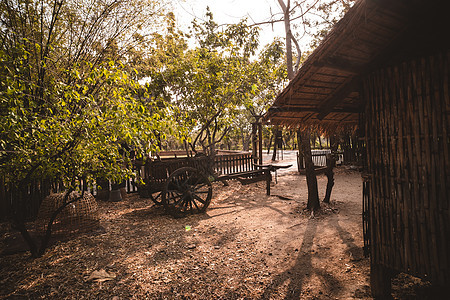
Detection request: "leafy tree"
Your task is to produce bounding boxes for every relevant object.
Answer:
[231,39,287,153]
[244,39,287,119]
[0,0,171,257]
[131,11,287,157]
[169,10,262,162]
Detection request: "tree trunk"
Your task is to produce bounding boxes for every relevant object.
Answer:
[278,0,302,80]
[243,134,250,151]
[258,121,263,165]
[300,129,320,211]
[323,154,335,204]
[208,131,216,175]
[13,188,82,258]
[278,0,294,80]
[13,216,38,257]
[272,128,282,161]
[296,128,305,170]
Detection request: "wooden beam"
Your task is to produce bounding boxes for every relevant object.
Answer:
[316,76,361,120]
[268,106,360,114]
[313,57,363,74]
[268,0,415,124]
[269,115,357,123]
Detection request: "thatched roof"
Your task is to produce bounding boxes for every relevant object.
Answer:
[264,0,448,131]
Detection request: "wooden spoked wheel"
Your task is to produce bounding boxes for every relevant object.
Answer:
[162,167,212,216]
[149,191,163,205]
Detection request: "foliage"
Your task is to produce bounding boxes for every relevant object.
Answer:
[0,0,171,188]
[0,0,171,256]
[1,59,166,187]
[243,39,288,119]
[162,10,288,155]
[122,9,288,154]
[166,10,261,155]
[289,0,355,51]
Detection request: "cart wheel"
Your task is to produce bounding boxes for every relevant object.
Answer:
[162,167,212,216]
[149,191,163,205]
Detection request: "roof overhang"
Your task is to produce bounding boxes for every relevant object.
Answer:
[264,0,425,131]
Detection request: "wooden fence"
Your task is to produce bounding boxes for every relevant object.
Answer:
[0,176,140,222]
[214,152,254,175]
[0,151,256,222]
[297,149,344,168]
[1,150,342,222]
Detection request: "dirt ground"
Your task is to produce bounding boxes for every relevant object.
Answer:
[0,165,434,299]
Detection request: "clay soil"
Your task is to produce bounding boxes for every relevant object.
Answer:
[0,167,434,299]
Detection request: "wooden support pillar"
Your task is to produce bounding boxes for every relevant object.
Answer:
[265,169,271,195]
[323,136,338,204]
[370,264,392,299]
[258,120,263,165]
[300,129,320,211]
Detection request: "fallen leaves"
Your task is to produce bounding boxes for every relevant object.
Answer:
[0,172,378,299]
[86,269,116,282]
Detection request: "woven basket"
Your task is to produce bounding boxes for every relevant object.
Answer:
[35,191,100,236]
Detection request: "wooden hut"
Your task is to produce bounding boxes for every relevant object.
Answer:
[264,0,449,297]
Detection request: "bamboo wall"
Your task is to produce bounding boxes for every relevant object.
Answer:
[364,50,450,285]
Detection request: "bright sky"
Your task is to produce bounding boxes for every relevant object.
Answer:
[173,0,287,48]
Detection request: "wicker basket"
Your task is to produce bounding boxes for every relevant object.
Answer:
[35,191,100,236]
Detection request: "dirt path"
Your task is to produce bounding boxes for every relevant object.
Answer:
[0,167,372,299]
[1,167,429,299]
[210,169,371,299]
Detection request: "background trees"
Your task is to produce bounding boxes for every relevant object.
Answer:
[161,10,287,158]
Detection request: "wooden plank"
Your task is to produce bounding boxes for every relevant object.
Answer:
[388,65,404,268]
[394,63,412,271]
[298,85,336,94]
[404,60,422,275]
[367,72,383,265]
[411,58,431,276]
[382,66,398,268]
[431,52,449,282]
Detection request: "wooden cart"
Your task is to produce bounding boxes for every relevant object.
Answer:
[135,153,285,217]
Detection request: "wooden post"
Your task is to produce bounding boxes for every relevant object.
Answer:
[323,153,335,204]
[265,168,271,195]
[300,129,320,211]
[370,264,392,299]
[323,136,338,204]
[258,120,263,165]
[251,122,257,165]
